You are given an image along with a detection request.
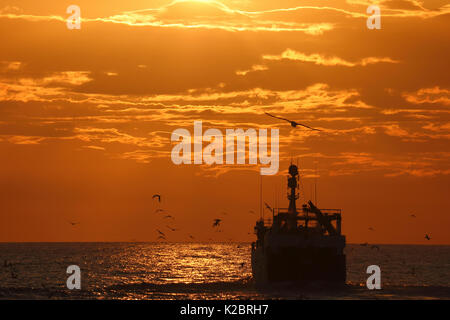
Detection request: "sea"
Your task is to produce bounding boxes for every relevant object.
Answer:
[0,243,449,300]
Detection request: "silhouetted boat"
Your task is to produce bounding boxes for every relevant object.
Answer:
[251,164,346,285]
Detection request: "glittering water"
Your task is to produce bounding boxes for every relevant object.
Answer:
[0,243,449,299]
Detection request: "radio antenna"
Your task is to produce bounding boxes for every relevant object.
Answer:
[260,175,263,220]
[314,159,318,205]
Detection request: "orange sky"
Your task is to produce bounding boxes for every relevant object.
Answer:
[0,0,449,244]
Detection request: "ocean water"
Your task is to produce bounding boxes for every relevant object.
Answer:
[0,243,449,300]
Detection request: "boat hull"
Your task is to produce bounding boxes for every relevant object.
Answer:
[252,245,346,285]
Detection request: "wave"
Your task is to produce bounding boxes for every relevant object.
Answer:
[103,280,450,297]
[1,282,449,299]
[105,279,253,293]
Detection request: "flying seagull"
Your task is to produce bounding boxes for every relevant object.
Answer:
[264,202,272,211]
[264,112,321,131]
[156,229,165,236]
[410,214,416,218]
[166,226,178,231]
[368,227,375,231]
[163,215,174,219]
[157,235,166,240]
[152,194,161,202]
[248,210,256,215]
[213,219,222,227]
[425,234,431,240]
[67,220,79,226]
[154,209,165,214]
[189,234,195,239]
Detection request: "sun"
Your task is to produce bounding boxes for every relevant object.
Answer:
[165,0,236,16]
[171,0,233,9]
[173,0,217,4]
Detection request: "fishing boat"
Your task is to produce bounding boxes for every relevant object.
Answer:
[251,164,346,285]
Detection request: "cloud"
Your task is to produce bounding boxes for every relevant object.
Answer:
[403,87,450,106]
[0,1,448,180]
[74,127,159,148]
[0,12,64,22]
[115,149,167,164]
[345,0,450,17]
[381,0,426,11]
[98,0,335,34]
[263,49,399,67]
[328,151,450,177]
[0,0,334,34]
[2,0,450,38]
[423,122,450,133]
[82,145,106,151]
[0,5,22,14]
[383,124,410,137]
[41,71,92,86]
[7,135,46,145]
[1,61,22,71]
[236,64,268,76]
[0,71,92,102]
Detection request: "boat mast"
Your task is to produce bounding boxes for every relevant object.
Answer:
[287,164,299,214]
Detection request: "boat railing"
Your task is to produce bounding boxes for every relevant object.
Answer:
[257,218,273,227]
[263,218,272,226]
[319,209,342,216]
[272,207,342,216]
[259,208,342,228]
